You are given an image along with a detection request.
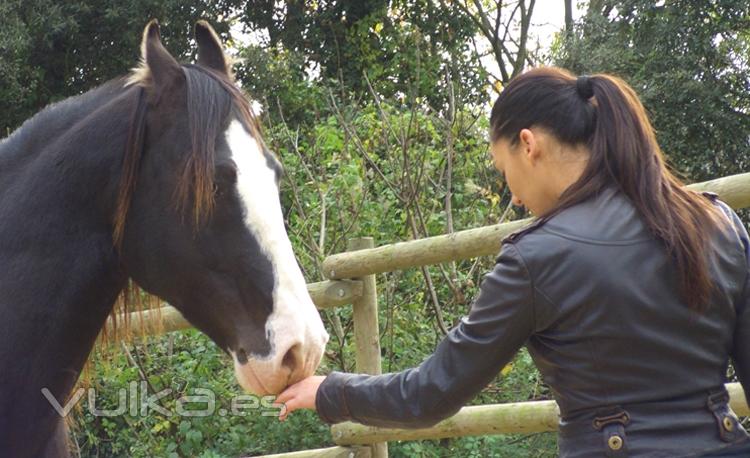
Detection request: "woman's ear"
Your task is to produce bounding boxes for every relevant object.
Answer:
[518,128,541,165]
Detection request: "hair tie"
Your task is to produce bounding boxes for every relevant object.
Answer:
[576,75,594,100]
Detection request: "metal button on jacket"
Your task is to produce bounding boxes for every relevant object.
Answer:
[723,416,735,432]
[608,435,624,451]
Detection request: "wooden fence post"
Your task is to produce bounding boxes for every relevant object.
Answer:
[345,237,387,458]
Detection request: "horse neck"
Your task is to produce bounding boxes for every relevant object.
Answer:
[0,83,137,452]
[1,78,129,163]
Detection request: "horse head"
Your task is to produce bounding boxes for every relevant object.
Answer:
[117,20,328,395]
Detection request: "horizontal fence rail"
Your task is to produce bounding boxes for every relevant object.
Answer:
[330,382,749,445]
[250,446,372,458]
[322,172,750,280]
[108,280,363,337]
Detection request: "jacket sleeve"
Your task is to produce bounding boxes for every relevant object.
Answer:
[726,207,750,407]
[315,242,535,428]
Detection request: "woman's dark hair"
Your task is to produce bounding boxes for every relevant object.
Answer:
[490,67,723,312]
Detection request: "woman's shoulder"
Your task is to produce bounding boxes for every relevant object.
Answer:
[501,187,749,282]
[502,186,651,250]
[702,191,748,239]
[698,192,750,268]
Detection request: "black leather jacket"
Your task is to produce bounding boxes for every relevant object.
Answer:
[316,187,750,457]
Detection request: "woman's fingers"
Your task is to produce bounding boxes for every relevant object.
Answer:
[273,375,326,422]
[278,397,300,421]
[275,383,306,421]
[274,385,296,406]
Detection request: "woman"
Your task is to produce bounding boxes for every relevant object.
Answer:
[275,68,750,457]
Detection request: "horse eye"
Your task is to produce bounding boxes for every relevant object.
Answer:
[212,183,221,196]
[216,164,238,184]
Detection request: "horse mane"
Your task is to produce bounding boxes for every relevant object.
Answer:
[112,85,148,249]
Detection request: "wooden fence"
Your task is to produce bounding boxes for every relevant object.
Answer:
[114,172,750,457]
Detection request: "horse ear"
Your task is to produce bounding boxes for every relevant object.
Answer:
[135,19,182,91]
[195,20,230,75]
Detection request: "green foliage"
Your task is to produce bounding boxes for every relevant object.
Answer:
[0,0,242,133]
[78,331,332,457]
[238,0,488,123]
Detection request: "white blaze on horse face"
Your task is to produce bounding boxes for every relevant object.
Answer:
[224,119,329,395]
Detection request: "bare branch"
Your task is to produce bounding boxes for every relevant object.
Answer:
[460,0,538,83]
[325,88,404,201]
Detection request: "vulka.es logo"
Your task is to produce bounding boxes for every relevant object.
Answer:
[41,382,284,418]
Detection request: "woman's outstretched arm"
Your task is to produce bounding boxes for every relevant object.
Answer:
[276,242,536,428]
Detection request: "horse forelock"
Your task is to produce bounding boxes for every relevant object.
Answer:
[174,65,269,228]
[114,64,269,249]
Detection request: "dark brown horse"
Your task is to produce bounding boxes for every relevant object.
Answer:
[0,20,328,457]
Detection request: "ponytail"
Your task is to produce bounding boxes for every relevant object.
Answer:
[490,67,723,312]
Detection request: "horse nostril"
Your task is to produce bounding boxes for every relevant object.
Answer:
[281,343,303,373]
[236,348,248,364]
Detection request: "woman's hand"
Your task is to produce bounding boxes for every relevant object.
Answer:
[274,375,326,421]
